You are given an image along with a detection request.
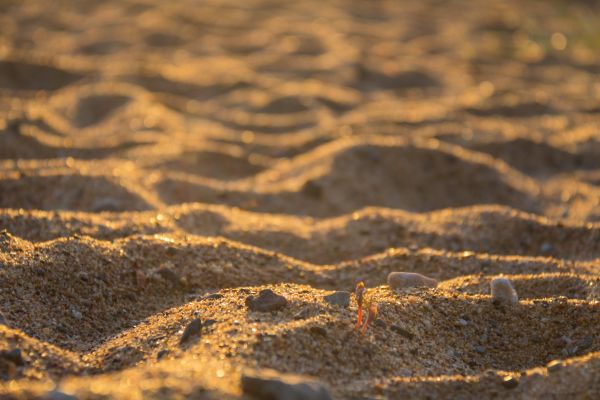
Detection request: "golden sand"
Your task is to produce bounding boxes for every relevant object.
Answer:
[1,0,600,398]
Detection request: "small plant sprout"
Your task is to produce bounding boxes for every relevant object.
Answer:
[354,282,366,331]
[360,298,378,336]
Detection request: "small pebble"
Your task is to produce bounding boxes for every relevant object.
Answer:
[501,376,519,389]
[540,242,553,254]
[157,350,169,360]
[323,291,350,308]
[490,277,518,305]
[180,318,202,344]
[203,319,217,327]
[457,318,468,326]
[309,326,327,337]
[43,390,79,400]
[71,308,83,320]
[241,368,333,400]
[245,289,288,312]
[0,312,7,326]
[1,349,24,366]
[387,272,437,290]
[546,360,563,372]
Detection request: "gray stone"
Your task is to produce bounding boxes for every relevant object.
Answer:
[241,368,333,400]
[309,326,327,337]
[501,376,519,389]
[44,390,79,400]
[180,318,202,344]
[1,348,24,366]
[323,291,350,308]
[546,360,563,372]
[71,308,83,320]
[246,290,288,312]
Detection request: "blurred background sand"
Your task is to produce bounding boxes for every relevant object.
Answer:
[0,0,599,398]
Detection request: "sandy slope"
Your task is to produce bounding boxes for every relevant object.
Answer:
[1,0,600,398]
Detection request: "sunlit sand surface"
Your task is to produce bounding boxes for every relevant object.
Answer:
[1,0,600,398]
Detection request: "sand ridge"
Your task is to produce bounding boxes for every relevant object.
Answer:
[1,0,600,398]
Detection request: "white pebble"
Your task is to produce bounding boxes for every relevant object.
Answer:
[490,277,518,305]
[387,272,438,290]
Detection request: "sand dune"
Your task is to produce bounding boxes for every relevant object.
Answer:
[1,0,600,399]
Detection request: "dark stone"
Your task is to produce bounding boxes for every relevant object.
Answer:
[390,325,415,340]
[546,360,563,372]
[203,319,217,327]
[241,368,333,400]
[157,350,169,360]
[501,376,519,389]
[301,180,323,199]
[323,291,351,308]
[246,290,288,312]
[180,318,202,344]
[1,349,24,366]
[43,390,79,400]
[309,326,327,337]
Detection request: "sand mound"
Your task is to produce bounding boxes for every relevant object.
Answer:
[1,0,600,398]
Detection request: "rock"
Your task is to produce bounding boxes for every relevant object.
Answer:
[387,272,437,290]
[457,318,468,327]
[474,345,486,354]
[43,390,79,400]
[1,349,24,366]
[390,325,415,340]
[398,368,412,378]
[71,307,83,320]
[246,289,288,312]
[0,312,7,326]
[323,291,350,308]
[157,350,169,360]
[202,293,223,301]
[180,318,202,344]
[491,277,518,305]
[540,242,553,254]
[241,368,333,400]
[309,326,327,337]
[301,180,323,199]
[546,360,563,372]
[501,375,519,389]
[203,319,217,327]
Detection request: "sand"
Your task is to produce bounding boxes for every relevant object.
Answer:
[1,0,600,398]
